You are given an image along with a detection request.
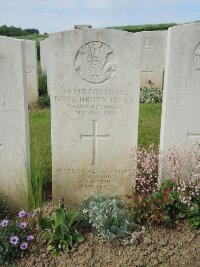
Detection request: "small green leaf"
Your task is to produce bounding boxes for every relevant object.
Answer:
[73,232,84,243]
[52,248,59,256]
[55,225,64,239]
[55,208,65,227]
[40,230,51,240]
[65,235,73,247]
[62,224,69,235]
[62,244,69,253]
[39,217,52,230]
[65,209,79,227]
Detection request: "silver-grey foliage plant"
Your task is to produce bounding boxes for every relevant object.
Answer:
[78,195,134,241]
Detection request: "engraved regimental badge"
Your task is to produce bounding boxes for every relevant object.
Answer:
[75,41,116,83]
[194,42,200,70]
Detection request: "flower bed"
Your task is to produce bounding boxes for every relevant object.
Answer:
[1,143,200,266]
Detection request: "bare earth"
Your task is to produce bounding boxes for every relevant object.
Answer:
[14,222,200,267]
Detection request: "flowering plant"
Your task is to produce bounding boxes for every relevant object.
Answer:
[128,179,181,225]
[0,210,35,264]
[166,144,200,206]
[163,143,200,226]
[130,144,159,195]
[129,143,200,227]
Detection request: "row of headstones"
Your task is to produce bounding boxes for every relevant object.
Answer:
[9,30,166,105]
[40,30,166,91]
[0,22,200,209]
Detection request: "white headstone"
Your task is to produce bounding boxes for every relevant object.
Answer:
[0,36,29,209]
[40,39,49,73]
[40,38,49,94]
[49,29,142,206]
[140,31,167,89]
[25,40,38,104]
[160,22,200,178]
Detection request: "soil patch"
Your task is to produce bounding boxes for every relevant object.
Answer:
[9,203,200,267]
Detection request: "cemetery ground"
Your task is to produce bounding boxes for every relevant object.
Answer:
[1,22,200,267]
[1,103,200,267]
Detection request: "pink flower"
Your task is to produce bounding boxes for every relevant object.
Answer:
[18,210,29,218]
[0,219,8,227]
[20,242,28,250]
[10,236,19,245]
[27,235,34,241]
[19,222,27,229]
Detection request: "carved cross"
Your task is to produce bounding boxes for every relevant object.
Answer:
[80,120,109,165]
[141,64,154,84]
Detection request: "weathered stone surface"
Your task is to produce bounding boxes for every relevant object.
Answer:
[0,36,29,209]
[40,39,49,73]
[40,38,49,94]
[25,40,38,104]
[140,31,167,89]
[49,29,141,205]
[160,22,200,178]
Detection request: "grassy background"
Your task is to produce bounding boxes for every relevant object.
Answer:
[108,23,177,32]
[29,103,162,207]
[138,103,162,148]
[29,109,51,208]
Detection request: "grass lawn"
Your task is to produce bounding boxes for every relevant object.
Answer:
[138,103,162,149]
[29,103,162,207]
[29,109,51,208]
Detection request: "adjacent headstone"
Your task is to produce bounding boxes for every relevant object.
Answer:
[49,29,142,206]
[40,39,49,73]
[140,31,167,89]
[74,25,92,29]
[0,36,29,209]
[40,39,49,94]
[160,22,200,178]
[25,40,38,104]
